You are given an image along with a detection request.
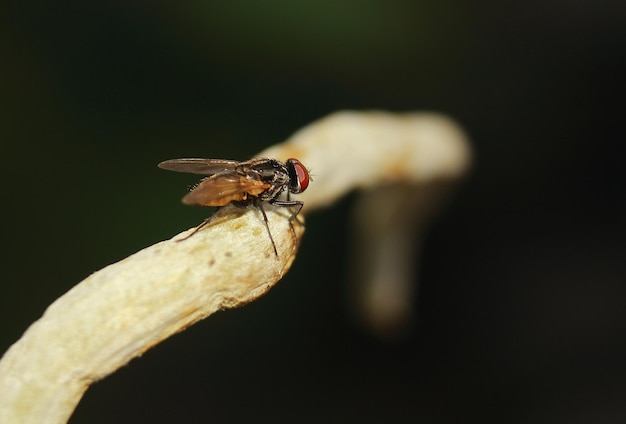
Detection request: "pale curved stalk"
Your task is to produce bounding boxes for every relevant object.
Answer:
[260,110,471,211]
[261,111,471,337]
[0,206,303,424]
[0,110,471,423]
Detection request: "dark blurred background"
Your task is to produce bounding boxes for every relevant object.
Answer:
[1,1,625,422]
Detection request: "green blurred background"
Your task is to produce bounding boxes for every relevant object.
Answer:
[1,1,624,422]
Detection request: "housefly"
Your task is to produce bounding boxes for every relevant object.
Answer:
[158,157,310,256]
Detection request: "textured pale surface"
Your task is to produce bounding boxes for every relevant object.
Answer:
[260,110,471,212]
[0,110,470,423]
[0,205,302,424]
[261,111,471,336]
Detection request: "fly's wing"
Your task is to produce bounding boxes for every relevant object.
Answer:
[158,159,240,175]
[182,171,272,207]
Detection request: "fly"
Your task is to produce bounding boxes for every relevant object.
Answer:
[158,157,310,256]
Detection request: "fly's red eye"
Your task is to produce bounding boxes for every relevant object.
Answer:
[288,158,310,193]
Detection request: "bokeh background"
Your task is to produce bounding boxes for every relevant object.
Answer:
[2,1,624,422]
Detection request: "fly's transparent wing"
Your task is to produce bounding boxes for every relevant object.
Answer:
[158,159,240,175]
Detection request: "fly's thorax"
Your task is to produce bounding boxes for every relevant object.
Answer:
[253,160,290,186]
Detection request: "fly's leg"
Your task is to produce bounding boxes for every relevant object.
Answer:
[270,199,304,253]
[178,200,251,243]
[252,198,279,256]
[271,199,304,222]
[177,216,214,242]
[281,191,304,226]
